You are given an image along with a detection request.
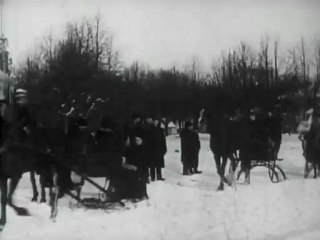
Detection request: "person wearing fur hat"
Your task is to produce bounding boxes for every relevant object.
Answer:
[180,121,201,175]
[122,130,149,200]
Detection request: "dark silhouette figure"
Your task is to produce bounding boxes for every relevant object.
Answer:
[149,119,167,181]
[121,113,149,200]
[180,121,201,175]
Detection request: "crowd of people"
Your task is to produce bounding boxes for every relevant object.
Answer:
[0,91,171,201]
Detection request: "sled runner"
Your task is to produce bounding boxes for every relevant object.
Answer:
[56,152,126,207]
[233,132,287,183]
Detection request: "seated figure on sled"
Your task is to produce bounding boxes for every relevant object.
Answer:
[246,107,281,160]
[90,115,148,201]
[60,115,148,202]
[239,107,282,183]
[121,113,149,201]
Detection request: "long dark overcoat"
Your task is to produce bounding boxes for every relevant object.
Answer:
[152,126,167,168]
[180,128,200,168]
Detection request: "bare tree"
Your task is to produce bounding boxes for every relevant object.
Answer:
[210,61,221,85]
[239,41,250,87]
[274,40,279,85]
[260,36,270,86]
[314,38,320,82]
[286,47,299,77]
[300,37,307,83]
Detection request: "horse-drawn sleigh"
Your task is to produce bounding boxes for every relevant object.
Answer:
[0,89,148,231]
[201,89,287,190]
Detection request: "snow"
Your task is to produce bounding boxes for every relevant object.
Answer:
[1,134,320,240]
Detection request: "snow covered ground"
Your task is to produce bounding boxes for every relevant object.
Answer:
[1,134,320,240]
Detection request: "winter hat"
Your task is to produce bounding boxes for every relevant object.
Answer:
[185,121,193,128]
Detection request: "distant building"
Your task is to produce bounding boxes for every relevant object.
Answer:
[167,121,178,135]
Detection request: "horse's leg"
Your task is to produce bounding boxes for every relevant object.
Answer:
[214,154,224,191]
[50,169,59,221]
[240,157,250,184]
[304,161,309,178]
[231,153,239,172]
[30,171,39,202]
[236,170,243,180]
[217,179,224,191]
[213,153,221,176]
[0,178,8,230]
[244,168,250,184]
[228,154,238,185]
[244,158,251,184]
[236,155,243,180]
[76,185,82,200]
[220,156,231,186]
[39,175,47,203]
[8,176,29,216]
[313,161,317,179]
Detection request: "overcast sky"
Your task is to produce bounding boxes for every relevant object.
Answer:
[3,0,320,71]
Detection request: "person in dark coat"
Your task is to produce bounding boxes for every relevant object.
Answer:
[66,118,95,158]
[122,132,148,200]
[95,117,124,154]
[149,119,167,181]
[59,118,95,195]
[180,121,201,175]
[141,116,155,181]
[263,107,282,159]
[246,108,269,158]
[124,112,149,182]
[93,116,125,200]
[124,112,144,146]
[121,113,149,199]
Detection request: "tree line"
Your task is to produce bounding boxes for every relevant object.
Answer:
[14,17,320,130]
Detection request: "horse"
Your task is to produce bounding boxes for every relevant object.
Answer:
[29,122,68,203]
[0,114,61,231]
[201,106,247,190]
[203,106,278,190]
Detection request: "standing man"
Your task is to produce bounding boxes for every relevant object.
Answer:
[141,115,155,182]
[149,119,167,181]
[180,121,201,175]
